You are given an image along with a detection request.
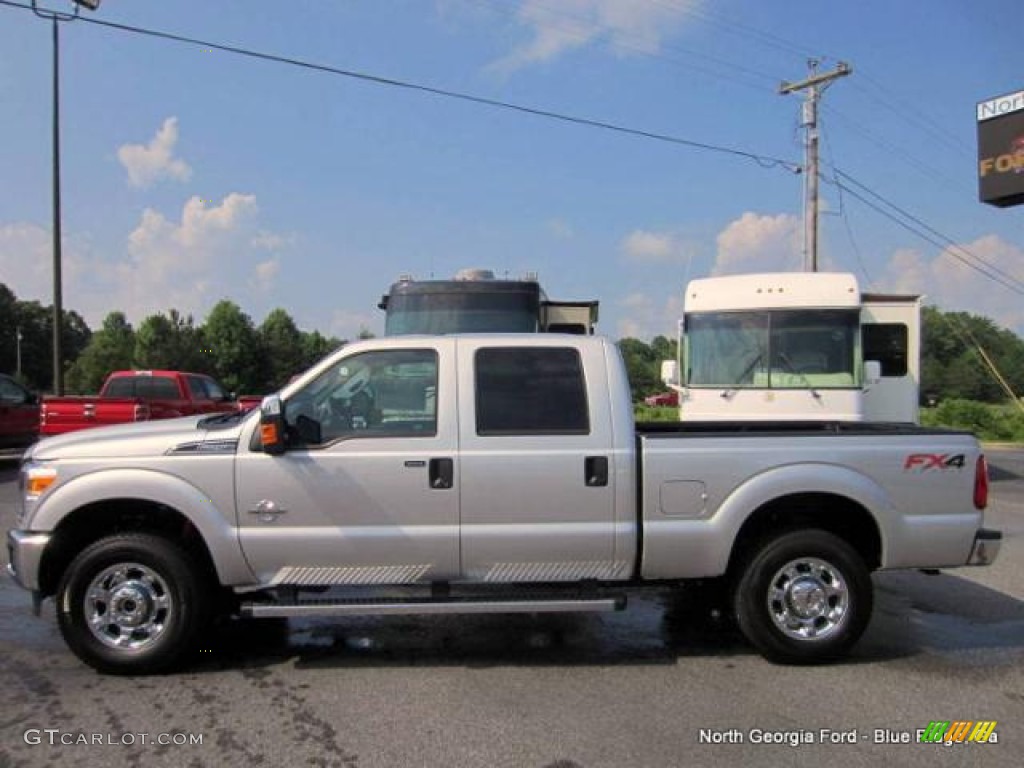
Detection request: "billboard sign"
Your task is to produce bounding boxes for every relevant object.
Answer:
[977,89,1024,207]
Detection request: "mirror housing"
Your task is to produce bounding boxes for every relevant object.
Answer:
[260,395,287,455]
[661,360,680,388]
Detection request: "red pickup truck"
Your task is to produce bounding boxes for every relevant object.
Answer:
[40,370,241,436]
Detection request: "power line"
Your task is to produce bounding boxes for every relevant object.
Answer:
[827,169,1024,296]
[0,0,801,173]
[469,0,782,91]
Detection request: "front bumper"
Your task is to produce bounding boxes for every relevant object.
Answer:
[6,529,51,591]
[966,528,1002,566]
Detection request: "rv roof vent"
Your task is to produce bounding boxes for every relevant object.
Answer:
[455,268,496,281]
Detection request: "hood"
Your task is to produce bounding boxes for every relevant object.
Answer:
[28,414,245,461]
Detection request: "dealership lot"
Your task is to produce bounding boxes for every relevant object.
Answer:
[0,450,1021,768]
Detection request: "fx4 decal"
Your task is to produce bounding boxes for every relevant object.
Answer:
[904,453,966,471]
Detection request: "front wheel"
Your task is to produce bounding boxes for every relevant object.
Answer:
[56,533,212,674]
[732,529,872,664]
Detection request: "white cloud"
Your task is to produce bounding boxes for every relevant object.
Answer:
[0,223,55,300]
[251,230,289,251]
[616,291,682,340]
[252,259,280,294]
[117,117,192,188]
[878,235,1024,334]
[621,229,696,264]
[491,0,698,72]
[0,223,88,305]
[712,212,801,275]
[112,194,258,318]
[546,218,575,240]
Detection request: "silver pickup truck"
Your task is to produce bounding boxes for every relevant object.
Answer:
[7,334,1001,674]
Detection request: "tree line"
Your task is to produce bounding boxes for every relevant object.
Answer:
[1,282,345,395]
[3,280,1024,404]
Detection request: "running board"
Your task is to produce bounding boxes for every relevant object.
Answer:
[240,596,625,619]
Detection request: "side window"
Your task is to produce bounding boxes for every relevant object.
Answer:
[186,376,209,399]
[475,347,589,435]
[0,377,26,402]
[138,377,182,399]
[203,378,228,401]
[863,324,908,377]
[104,378,135,398]
[284,349,438,445]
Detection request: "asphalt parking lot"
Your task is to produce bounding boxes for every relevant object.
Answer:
[0,449,1021,768]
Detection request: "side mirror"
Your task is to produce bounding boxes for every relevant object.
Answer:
[260,395,287,455]
[661,360,680,388]
[864,360,882,387]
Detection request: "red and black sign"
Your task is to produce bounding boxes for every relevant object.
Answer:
[977,89,1024,208]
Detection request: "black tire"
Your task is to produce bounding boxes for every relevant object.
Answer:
[732,529,872,664]
[56,533,213,675]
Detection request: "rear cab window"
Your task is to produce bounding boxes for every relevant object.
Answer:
[474,347,589,435]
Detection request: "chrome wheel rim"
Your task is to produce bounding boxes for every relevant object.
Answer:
[84,562,173,651]
[766,557,849,641]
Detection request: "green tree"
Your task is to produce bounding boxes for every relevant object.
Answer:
[258,308,304,391]
[202,300,261,393]
[66,312,136,393]
[300,330,342,370]
[921,307,1024,404]
[134,310,207,373]
[8,299,91,392]
[0,283,19,378]
[617,338,659,400]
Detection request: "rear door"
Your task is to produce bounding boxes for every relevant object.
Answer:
[456,338,624,582]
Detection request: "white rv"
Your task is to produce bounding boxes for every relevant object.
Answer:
[661,272,921,422]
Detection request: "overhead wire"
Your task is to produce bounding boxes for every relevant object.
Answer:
[825,172,1024,297]
[0,0,800,173]
[467,0,784,93]
[5,0,1022,311]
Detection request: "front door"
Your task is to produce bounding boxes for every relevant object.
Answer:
[235,340,459,586]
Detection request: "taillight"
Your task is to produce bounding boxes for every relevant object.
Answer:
[133,403,151,421]
[974,455,989,510]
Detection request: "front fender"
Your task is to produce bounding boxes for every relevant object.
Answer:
[30,466,254,585]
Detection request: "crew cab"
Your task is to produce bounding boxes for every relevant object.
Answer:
[7,335,1000,674]
[0,374,39,456]
[39,370,239,436]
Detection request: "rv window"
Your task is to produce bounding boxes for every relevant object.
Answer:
[863,324,908,377]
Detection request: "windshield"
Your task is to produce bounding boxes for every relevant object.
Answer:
[685,309,861,389]
[385,292,539,335]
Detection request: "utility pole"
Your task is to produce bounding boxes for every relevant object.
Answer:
[780,60,851,272]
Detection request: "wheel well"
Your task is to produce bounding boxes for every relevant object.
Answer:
[727,493,882,577]
[38,499,219,597]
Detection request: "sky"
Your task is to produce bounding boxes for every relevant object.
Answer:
[1,0,1022,343]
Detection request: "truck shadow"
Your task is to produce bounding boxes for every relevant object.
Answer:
[194,574,1024,673]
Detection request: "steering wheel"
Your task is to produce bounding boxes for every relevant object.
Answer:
[338,367,370,399]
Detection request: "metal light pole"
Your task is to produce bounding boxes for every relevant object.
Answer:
[16,327,23,379]
[30,0,101,395]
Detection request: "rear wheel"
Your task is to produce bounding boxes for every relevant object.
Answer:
[56,533,212,674]
[732,529,872,664]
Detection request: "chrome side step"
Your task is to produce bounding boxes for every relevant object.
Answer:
[240,596,624,619]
